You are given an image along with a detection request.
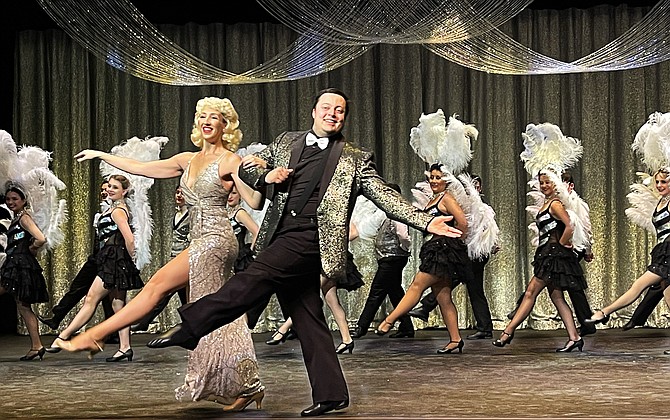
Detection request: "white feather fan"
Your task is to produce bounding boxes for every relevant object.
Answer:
[1,131,67,252]
[100,136,168,269]
[625,172,659,234]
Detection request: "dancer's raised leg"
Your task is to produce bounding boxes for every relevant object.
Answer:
[65,250,190,351]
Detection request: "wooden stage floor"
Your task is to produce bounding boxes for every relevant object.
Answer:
[0,327,668,419]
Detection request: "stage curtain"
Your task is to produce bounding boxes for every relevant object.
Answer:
[11,5,670,335]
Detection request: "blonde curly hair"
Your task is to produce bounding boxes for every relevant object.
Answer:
[190,97,242,151]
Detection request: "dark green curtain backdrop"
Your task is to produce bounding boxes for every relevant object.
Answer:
[11,5,670,334]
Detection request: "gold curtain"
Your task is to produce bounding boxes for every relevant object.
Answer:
[12,5,670,335]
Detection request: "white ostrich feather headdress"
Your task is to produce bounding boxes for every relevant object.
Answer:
[632,112,670,172]
[520,123,583,177]
[0,130,67,252]
[99,136,168,269]
[626,112,670,233]
[409,109,478,174]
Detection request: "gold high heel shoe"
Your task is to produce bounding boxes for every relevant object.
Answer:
[222,390,265,412]
[61,333,105,358]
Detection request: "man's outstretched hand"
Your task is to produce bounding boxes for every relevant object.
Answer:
[427,215,463,238]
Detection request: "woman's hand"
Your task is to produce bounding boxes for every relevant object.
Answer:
[74,149,105,162]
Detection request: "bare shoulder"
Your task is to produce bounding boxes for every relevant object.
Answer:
[173,151,197,168]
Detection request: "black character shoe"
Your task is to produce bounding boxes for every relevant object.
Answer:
[19,347,46,361]
[388,330,414,338]
[106,348,134,362]
[300,399,349,417]
[621,320,637,331]
[265,330,289,345]
[466,331,493,340]
[408,307,429,323]
[584,310,610,325]
[350,326,367,339]
[285,329,298,340]
[556,338,584,352]
[37,315,60,331]
[664,349,670,355]
[146,324,199,350]
[335,341,354,354]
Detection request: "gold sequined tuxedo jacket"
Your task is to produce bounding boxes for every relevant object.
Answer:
[241,130,434,280]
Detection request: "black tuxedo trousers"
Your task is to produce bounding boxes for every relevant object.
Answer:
[177,225,349,404]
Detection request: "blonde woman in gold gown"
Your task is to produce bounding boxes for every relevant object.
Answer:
[67,97,265,411]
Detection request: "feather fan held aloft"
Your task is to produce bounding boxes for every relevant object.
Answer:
[99,136,168,270]
[0,130,67,252]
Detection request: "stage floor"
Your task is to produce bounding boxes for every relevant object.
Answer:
[0,327,668,419]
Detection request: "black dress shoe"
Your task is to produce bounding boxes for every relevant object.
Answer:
[408,307,429,322]
[146,325,199,350]
[621,320,637,331]
[579,325,597,336]
[37,315,60,331]
[388,330,414,338]
[300,399,349,417]
[350,326,367,339]
[466,331,493,340]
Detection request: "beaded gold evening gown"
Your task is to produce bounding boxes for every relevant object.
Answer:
[174,156,263,404]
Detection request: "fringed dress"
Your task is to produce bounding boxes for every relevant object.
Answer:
[95,208,143,291]
[531,199,586,291]
[0,213,49,304]
[418,194,473,286]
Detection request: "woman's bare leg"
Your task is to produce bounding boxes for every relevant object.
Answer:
[321,276,352,344]
[599,271,663,317]
[55,277,109,343]
[499,277,547,338]
[432,280,461,346]
[16,301,43,350]
[66,250,190,351]
[110,290,130,352]
[548,287,580,341]
[381,272,438,331]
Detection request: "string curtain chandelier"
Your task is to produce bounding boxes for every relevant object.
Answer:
[35,0,670,85]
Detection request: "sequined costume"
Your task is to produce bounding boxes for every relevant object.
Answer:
[0,213,49,304]
[531,199,586,291]
[418,194,473,286]
[95,208,143,291]
[646,199,670,278]
[175,156,263,404]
